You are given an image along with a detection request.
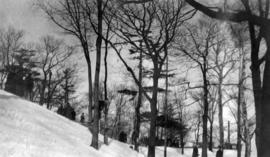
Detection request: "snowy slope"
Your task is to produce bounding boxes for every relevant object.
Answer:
[140,147,238,157]
[0,90,142,157]
[0,90,242,157]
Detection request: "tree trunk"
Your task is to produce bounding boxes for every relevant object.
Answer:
[147,61,159,157]
[160,127,163,140]
[243,101,251,157]
[46,71,52,109]
[247,23,262,157]
[87,61,93,122]
[237,84,242,157]
[181,134,184,154]
[39,78,46,106]
[148,96,157,157]
[202,114,208,157]
[209,121,213,152]
[64,71,69,106]
[91,0,103,149]
[104,106,109,145]
[218,77,224,148]
[237,47,245,157]
[245,139,251,157]
[82,42,93,124]
[227,121,230,144]
[180,116,185,154]
[202,64,209,157]
[260,32,270,157]
[239,47,251,157]
[164,56,169,157]
[134,45,143,151]
[103,31,109,146]
[179,108,185,154]
[116,101,122,138]
[252,67,262,157]
[196,114,201,145]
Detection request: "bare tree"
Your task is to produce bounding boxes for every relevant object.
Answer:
[103,1,193,156]
[0,27,24,89]
[184,1,270,156]
[82,0,104,149]
[102,7,113,146]
[36,35,73,108]
[177,19,219,157]
[39,0,94,124]
[173,88,189,155]
[209,27,237,149]
[190,91,203,145]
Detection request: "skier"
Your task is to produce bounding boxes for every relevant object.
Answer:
[80,113,85,123]
[192,144,199,157]
[57,105,64,115]
[216,145,223,157]
[24,73,34,100]
[71,109,76,120]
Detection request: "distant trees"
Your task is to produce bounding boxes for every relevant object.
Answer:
[172,89,189,154]
[209,25,237,149]
[177,19,219,157]
[56,66,78,120]
[104,1,194,156]
[185,0,270,156]
[39,0,94,125]
[230,24,252,157]
[0,27,24,89]
[4,47,37,99]
[36,35,73,108]
[61,67,77,105]
[0,27,39,99]
[0,25,76,109]
[86,0,104,149]
[40,0,112,149]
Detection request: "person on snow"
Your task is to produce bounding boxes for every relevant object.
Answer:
[192,144,199,157]
[80,113,85,123]
[216,145,223,157]
[71,109,76,120]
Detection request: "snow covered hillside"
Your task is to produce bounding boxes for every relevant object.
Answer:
[0,90,242,157]
[0,90,142,157]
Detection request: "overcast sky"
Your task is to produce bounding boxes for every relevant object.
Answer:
[0,0,226,41]
[0,0,58,42]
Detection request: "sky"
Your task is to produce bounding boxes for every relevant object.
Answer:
[0,0,58,42]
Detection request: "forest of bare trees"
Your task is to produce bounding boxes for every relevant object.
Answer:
[1,0,269,157]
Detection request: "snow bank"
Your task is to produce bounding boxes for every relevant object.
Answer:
[0,90,242,157]
[140,147,237,157]
[0,90,142,157]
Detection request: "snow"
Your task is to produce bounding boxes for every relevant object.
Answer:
[140,147,238,157]
[0,90,142,157]
[0,90,240,157]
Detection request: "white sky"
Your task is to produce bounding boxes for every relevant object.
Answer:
[0,0,59,42]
